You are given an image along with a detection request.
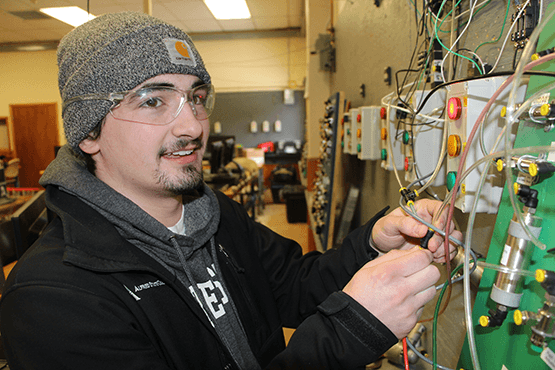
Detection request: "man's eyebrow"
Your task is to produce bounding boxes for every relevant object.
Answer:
[138,79,204,90]
[139,82,175,89]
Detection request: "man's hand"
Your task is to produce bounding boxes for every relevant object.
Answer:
[343,247,439,339]
[371,199,460,263]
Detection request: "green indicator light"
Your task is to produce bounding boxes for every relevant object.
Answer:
[341,141,344,148]
[381,149,388,160]
[446,171,457,191]
[403,131,410,144]
[357,144,361,152]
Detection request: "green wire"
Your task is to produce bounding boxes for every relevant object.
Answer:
[433,0,484,75]
[436,0,493,33]
[434,0,464,33]
[474,0,511,53]
[433,263,464,370]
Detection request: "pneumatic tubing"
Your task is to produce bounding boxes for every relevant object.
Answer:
[504,5,555,253]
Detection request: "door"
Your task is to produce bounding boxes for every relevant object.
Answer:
[9,103,59,188]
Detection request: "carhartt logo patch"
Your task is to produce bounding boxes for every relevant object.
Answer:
[163,38,196,67]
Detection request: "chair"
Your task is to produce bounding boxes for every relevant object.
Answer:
[4,158,20,188]
[11,190,48,259]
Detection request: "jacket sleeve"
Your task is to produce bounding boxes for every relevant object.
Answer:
[218,192,397,368]
[265,291,398,369]
[250,202,390,327]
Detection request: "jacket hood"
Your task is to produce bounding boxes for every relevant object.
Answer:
[40,145,220,262]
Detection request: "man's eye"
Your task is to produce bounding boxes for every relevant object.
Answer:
[141,97,163,108]
[192,93,206,105]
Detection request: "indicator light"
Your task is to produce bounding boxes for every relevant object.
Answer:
[402,131,410,144]
[447,97,462,120]
[357,144,361,152]
[381,128,388,140]
[357,114,361,123]
[380,107,386,119]
[446,171,457,191]
[357,129,361,138]
[447,135,462,157]
[500,106,506,117]
[381,149,387,160]
[404,157,410,171]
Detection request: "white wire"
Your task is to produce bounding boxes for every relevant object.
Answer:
[455,0,491,19]
[490,0,531,73]
[436,0,480,62]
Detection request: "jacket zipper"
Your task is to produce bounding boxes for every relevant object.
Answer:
[218,243,261,329]
[218,243,245,273]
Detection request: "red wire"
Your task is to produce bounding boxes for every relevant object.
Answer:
[402,337,410,370]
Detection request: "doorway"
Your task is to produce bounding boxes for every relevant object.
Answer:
[9,103,59,188]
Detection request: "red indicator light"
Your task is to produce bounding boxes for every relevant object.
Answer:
[448,97,462,120]
[380,107,386,119]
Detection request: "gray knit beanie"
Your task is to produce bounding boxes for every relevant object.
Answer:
[58,11,211,154]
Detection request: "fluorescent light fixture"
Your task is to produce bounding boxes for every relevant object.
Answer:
[204,0,251,20]
[39,6,96,27]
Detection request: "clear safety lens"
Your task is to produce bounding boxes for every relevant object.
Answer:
[110,84,215,125]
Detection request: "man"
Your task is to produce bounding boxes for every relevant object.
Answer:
[0,11,459,370]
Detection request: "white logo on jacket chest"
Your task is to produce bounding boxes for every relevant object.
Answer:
[189,264,229,321]
[123,280,166,301]
[134,280,166,292]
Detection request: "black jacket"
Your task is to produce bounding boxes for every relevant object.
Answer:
[0,185,397,369]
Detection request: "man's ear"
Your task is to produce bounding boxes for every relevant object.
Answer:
[79,137,100,155]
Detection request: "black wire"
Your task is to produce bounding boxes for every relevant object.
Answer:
[413,71,555,116]
[512,48,520,70]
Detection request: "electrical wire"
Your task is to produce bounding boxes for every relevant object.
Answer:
[402,337,410,370]
[474,0,511,54]
[406,336,455,370]
[433,263,464,370]
[434,0,484,75]
[490,0,531,73]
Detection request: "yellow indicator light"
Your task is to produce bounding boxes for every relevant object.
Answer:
[479,316,489,327]
[514,182,520,195]
[461,184,466,194]
[500,106,507,118]
[514,310,523,326]
[381,128,388,140]
[447,135,462,157]
[357,129,362,138]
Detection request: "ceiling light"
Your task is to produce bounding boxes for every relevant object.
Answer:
[39,6,96,27]
[204,0,251,20]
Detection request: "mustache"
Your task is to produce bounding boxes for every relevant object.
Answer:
[159,137,203,156]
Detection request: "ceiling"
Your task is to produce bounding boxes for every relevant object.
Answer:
[0,0,304,50]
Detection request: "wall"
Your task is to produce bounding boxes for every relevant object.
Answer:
[209,90,304,148]
[0,35,306,152]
